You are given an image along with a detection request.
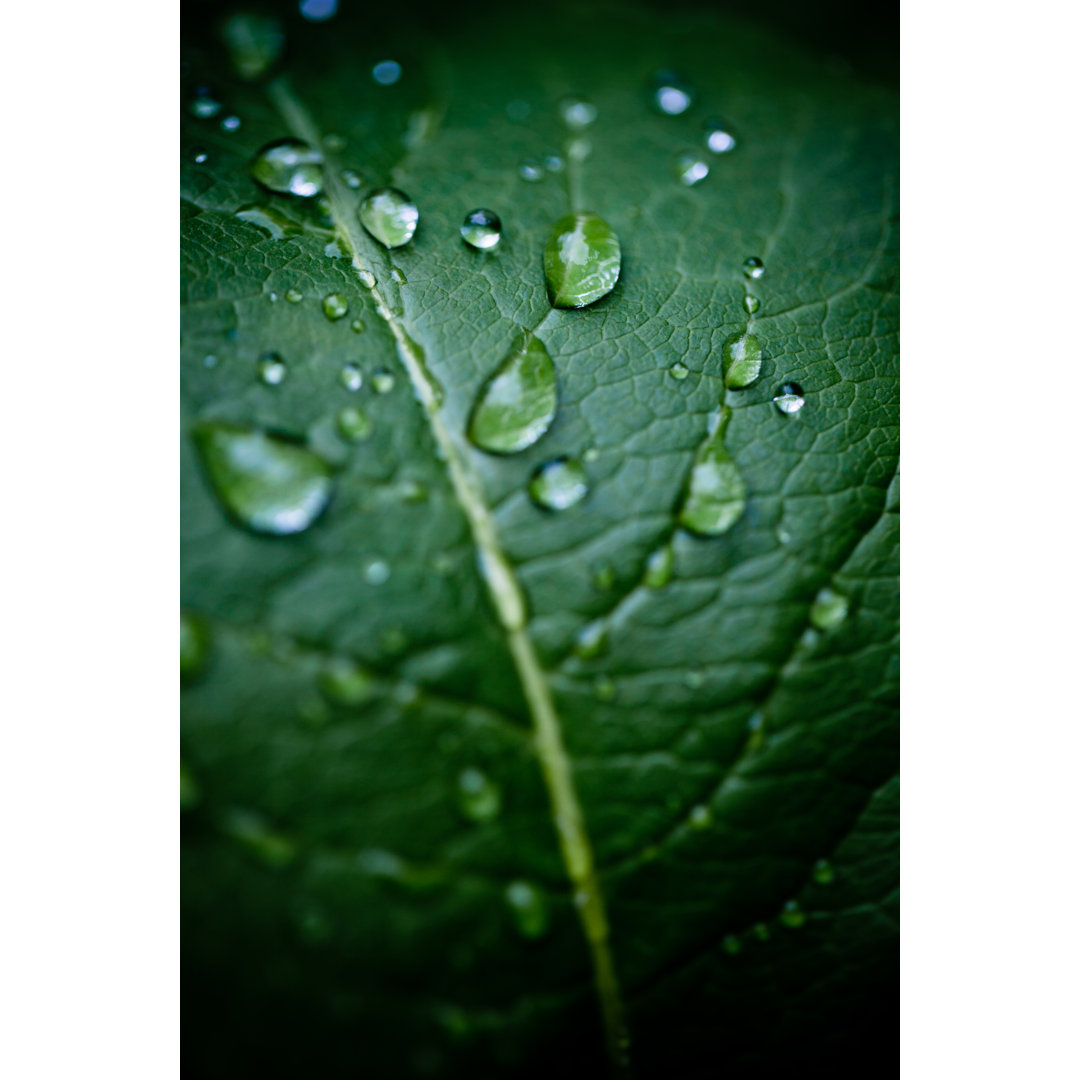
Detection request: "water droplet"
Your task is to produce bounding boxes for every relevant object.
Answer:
[318,655,375,706]
[359,187,418,248]
[323,133,346,153]
[235,204,303,239]
[191,422,334,536]
[372,369,395,394]
[744,295,760,315]
[300,0,338,21]
[810,587,849,630]
[594,563,615,591]
[285,287,304,303]
[678,407,747,536]
[528,457,588,511]
[674,151,709,186]
[267,291,279,303]
[189,87,222,118]
[704,118,737,154]
[773,382,806,416]
[518,158,544,182]
[543,153,564,173]
[652,71,694,115]
[777,526,792,545]
[689,804,712,830]
[180,610,211,679]
[390,267,407,285]
[364,558,391,585]
[220,115,242,132]
[685,670,704,689]
[202,353,219,369]
[722,934,742,955]
[722,332,763,389]
[255,353,287,386]
[221,12,284,80]
[372,59,402,85]
[573,620,609,659]
[350,318,365,333]
[506,100,531,121]
[467,332,556,454]
[341,168,362,189]
[669,362,689,381]
[358,268,376,289]
[457,768,501,823]
[322,292,349,320]
[559,95,597,129]
[191,147,209,164]
[779,900,806,929]
[336,406,372,442]
[743,256,765,279]
[180,761,201,810]
[505,881,550,939]
[339,363,363,391]
[543,212,621,309]
[461,208,502,250]
[221,809,296,868]
[593,675,616,701]
[250,138,324,197]
[644,543,674,588]
[813,859,835,885]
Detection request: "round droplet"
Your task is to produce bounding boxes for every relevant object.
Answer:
[505,881,550,939]
[372,59,402,85]
[674,151,709,186]
[779,900,806,929]
[518,158,544,182]
[810,587,849,630]
[773,382,806,416]
[744,295,760,315]
[339,363,363,391]
[220,114,242,132]
[189,88,222,118]
[285,287,303,303]
[528,457,588,511]
[256,353,287,386]
[461,208,502,250]
[457,768,501,823]
[318,655,375,706]
[704,119,737,154]
[341,168,362,189]
[669,362,689,380]
[267,291,279,303]
[221,12,284,80]
[180,610,211,679]
[250,138,324,197]
[544,212,621,309]
[813,859,835,885]
[322,292,349,320]
[559,95,597,129]
[678,407,747,537]
[359,187,418,248]
[722,332,763,389]
[202,353,219,369]
[336,406,371,442]
[358,268,376,289]
[300,0,338,21]
[467,332,556,454]
[364,558,391,585]
[543,153,564,173]
[644,544,674,588]
[689,804,712,829]
[573,620,609,660]
[652,71,694,115]
[743,256,765,279]
[372,369,395,394]
[191,147,209,164]
[350,318,365,333]
[191,422,334,536]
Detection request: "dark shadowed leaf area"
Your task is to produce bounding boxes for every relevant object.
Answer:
[181,0,897,1075]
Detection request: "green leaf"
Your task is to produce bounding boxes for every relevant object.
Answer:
[182,2,898,1076]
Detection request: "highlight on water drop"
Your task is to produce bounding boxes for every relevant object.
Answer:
[773,382,806,416]
[528,457,589,511]
[461,208,502,250]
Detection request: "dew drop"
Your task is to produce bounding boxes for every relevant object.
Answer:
[467,332,557,454]
[189,87,222,118]
[810,587,849,630]
[722,332,763,389]
[285,287,303,303]
[256,353,288,386]
[457,768,501,823]
[528,457,588,511]
[744,295,760,315]
[678,407,747,536]
[191,147,209,164]
[220,115,242,132]
[813,858,835,886]
[202,353,219,369]
[743,256,765,279]
[505,880,550,940]
[669,362,689,381]
[722,934,742,955]
[267,291,279,303]
[543,212,621,309]
[543,153,564,173]
[559,95,597,129]
[336,406,372,442]
[221,12,284,80]
[652,71,694,115]
[704,118,737,154]
[300,0,338,21]
[372,59,402,85]
[674,151,709,186]
[644,543,674,588]
[339,363,363,391]
[689,804,712,830]
[180,610,211,679]
[773,382,805,416]
[573,619,609,660]
[318,655,375,706]
[221,809,296,868]
[250,138,324,197]
[359,187,418,248]
[358,268,376,289]
[364,558,391,585]
[390,267,407,285]
[372,369,395,394]
[350,318,365,333]
[779,900,806,929]
[461,208,502,250]
[341,168,362,189]
[322,292,349,320]
[191,422,334,536]
[518,158,544,182]
[235,204,303,239]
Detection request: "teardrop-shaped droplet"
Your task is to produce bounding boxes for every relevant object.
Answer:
[674,151,709,186]
[652,71,694,115]
[256,352,287,385]
[318,655,375,706]
[250,138,324,197]
[573,619,609,659]
[457,767,501,823]
[722,332,763,389]
[678,407,746,536]
[743,256,765,279]
[543,212,621,309]
[359,187,418,248]
[505,880,550,939]
[221,12,284,80]
[528,457,588,511]
[773,382,805,415]
[467,332,557,454]
[339,363,363,391]
[235,204,304,239]
[461,208,502,250]
[322,292,349,320]
[744,295,760,315]
[644,543,674,588]
[704,118,737,154]
[558,95,598,129]
[191,422,334,536]
[180,610,211,679]
[336,405,372,442]
[810,586,849,630]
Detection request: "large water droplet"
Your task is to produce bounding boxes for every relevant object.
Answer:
[180,610,211,679]
[678,407,746,536]
[674,151,709,186]
[743,256,765,279]
[810,586,849,629]
[528,457,588,511]
[256,353,288,386]
[573,619,609,659]
[644,543,674,588]
[336,406,372,442]
[543,212,621,309]
[322,292,349,320]
[505,881,550,939]
[318,655,375,706]
[339,363,363,391]
[221,12,284,80]
[467,332,557,454]
[704,118,737,154]
[359,187,418,248]
[652,71,694,115]
[773,382,805,415]
[191,422,334,536]
[559,95,597,129]
[461,208,502,250]
[722,332,763,389]
[371,59,402,85]
[250,138,324,197]
[518,158,544,182]
[457,768,501,823]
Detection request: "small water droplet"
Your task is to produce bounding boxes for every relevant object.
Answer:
[685,670,704,688]
[339,363,363,391]
[221,12,284,80]
[350,318,365,333]
[743,256,765,279]
[518,158,544,182]
[372,59,402,85]
[256,353,287,386]
[399,479,428,503]
[336,406,372,442]
[461,208,502,250]
[191,147,209,164]
[180,760,201,810]
[773,382,805,415]
[390,267,407,285]
[189,87,222,118]
[583,447,600,463]
[559,95,597,129]
[363,558,391,585]
[779,900,806,929]
[689,804,712,830]
[267,290,279,303]
[593,675,616,701]
[704,118,737,154]
[372,369,395,394]
[457,768,501,823]
[594,563,615,591]
[220,114,242,132]
[318,655,375,706]
[644,543,674,588]
[528,457,588,511]
[722,934,742,955]
[543,153,564,173]
[467,332,556,454]
[341,168,362,189]
[813,859,835,886]
[191,422,334,536]
[359,187,418,248]
[722,332,763,389]
[506,99,531,121]
[678,407,747,536]
[250,138,324,197]
[322,292,349,320]
[810,586,849,630]
[202,353,219,369]
[777,526,792,545]
[180,610,211,679]
[285,287,303,303]
[221,809,296,868]
[300,0,338,21]
[505,881,550,939]
[358,268,376,289]
[669,362,689,380]
[674,151,709,186]
[544,212,621,309]
[573,620,609,660]
[744,295,760,315]
[652,71,694,115]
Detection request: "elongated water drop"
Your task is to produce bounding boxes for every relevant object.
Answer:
[359,187,418,248]
[322,292,348,320]
[678,407,746,536]
[743,256,765,279]
[543,212,621,309]
[180,610,211,679]
[573,619,609,659]
[528,457,588,511]
[250,138,324,197]
[467,332,556,454]
[235,204,303,239]
[773,382,805,415]
[810,586,849,630]
[644,543,674,588]
[191,422,334,536]
[674,151,709,186]
[256,353,287,385]
[457,768,501,823]
[722,332,762,389]
[704,118,737,154]
[505,881,550,939]
[652,71,694,115]
[461,208,502,250]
